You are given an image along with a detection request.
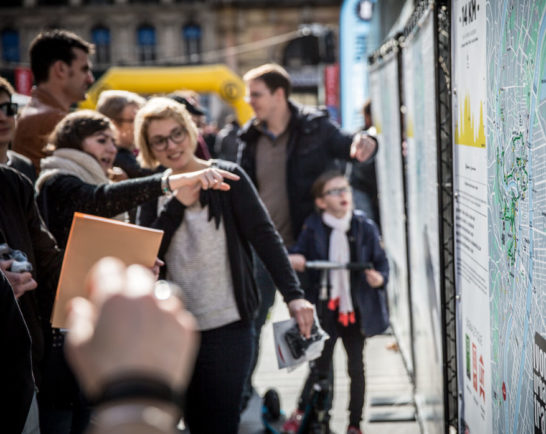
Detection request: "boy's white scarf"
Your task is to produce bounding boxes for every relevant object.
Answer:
[36,148,127,222]
[322,211,355,326]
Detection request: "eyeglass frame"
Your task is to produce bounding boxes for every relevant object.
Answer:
[322,186,351,197]
[148,127,188,151]
[0,102,18,117]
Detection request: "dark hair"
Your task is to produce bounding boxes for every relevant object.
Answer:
[362,99,372,118]
[0,76,14,98]
[50,110,112,151]
[310,169,346,199]
[30,30,94,84]
[243,63,291,99]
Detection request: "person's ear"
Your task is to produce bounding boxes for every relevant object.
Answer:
[273,87,285,101]
[315,196,326,211]
[51,60,69,80]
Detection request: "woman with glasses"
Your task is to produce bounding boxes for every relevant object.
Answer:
[0,76,36,182]
[135,97,314,434]
[34,108,238,434]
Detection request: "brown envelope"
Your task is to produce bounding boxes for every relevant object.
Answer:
[51,212,164,328]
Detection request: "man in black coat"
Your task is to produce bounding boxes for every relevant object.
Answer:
[238,63,377,407]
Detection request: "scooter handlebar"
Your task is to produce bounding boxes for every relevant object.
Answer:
[305,260,373,271]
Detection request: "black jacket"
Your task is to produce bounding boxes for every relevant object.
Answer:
[291,210,389,336]
[0,167,62,385]
[37,172,164,248]
[138,161,304,322]
[238,101,353,240]
[0,271,35,434]
[6,150,37,183]
[114,147,155,179]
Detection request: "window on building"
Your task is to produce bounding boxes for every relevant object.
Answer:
[1,29,20,63]
[91,26,111,65]
[84,0,113,4]
[0,0,24,7]
[137,25,156,64]
[182,22,202,64]
[37,0,68,5]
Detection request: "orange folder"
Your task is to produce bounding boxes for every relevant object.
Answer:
[51,212,164,328]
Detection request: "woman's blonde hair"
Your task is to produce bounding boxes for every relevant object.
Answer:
[135,97,199,168]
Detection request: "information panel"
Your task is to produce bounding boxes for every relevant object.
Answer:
[369,49,413,375]
[402,8,444,433]
[487,1,546,433]
[452,0,491,432]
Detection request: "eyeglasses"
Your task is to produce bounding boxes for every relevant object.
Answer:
[114,118,135,124]
[0,102,18,117]
[149,128,187,151]
[323,186,351,197]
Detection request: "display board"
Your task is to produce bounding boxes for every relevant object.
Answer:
[369,48,413,376]
[402,7,444,433]
[452,0,490,432]
[487,1,546,433]
[454,0,546,433]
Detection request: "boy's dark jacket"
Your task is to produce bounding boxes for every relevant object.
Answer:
[291,209,389,337]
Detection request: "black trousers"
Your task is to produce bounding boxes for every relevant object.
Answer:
[184,320,254,434]
[299,309,366,427]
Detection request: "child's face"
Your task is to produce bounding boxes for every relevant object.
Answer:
[315,176,353,218]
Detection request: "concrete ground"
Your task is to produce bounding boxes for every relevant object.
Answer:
[239,297,421,434]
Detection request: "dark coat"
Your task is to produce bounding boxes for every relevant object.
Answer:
[137,160,304,322]
[0,271,35,434]
[36,172,164,248]
[0,166,62,385]
[238,101,354,240]
[291,210,389,336]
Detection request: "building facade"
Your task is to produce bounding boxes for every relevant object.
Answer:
[0,0,342,93]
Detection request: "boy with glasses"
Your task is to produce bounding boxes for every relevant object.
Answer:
[285,170,390,434]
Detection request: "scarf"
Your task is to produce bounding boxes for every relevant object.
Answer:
[322,211,354,326]
[36,148,127,222]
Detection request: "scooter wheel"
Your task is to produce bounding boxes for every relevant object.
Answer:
[263,388,281,420]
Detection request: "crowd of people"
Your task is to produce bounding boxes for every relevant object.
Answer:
[1,27,387,434]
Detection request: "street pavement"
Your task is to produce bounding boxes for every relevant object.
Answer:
[239,296,420,434]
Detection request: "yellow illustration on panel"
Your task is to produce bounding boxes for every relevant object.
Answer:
[455,94,485,148]
[405,115,414,139]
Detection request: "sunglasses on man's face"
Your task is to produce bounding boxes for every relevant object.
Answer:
[0,102,18,117]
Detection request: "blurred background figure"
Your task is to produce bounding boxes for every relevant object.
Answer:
[13,30,95,172]
[349,99,380,228]
[96,90,152,179]
[214,114,240,162]
[0,76,36,182]
[167,90,211,160]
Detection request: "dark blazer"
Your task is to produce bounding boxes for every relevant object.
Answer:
[291,210,389,336]
[0,271,35,434]
[138,160,304,322]
[37,171,164,248]
[0,166,62,385]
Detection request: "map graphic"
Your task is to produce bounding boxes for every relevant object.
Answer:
[488,1,546,433]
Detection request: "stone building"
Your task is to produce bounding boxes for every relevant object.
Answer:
[0,0,343,99]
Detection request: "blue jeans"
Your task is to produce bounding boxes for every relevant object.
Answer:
[184,320,254,434]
